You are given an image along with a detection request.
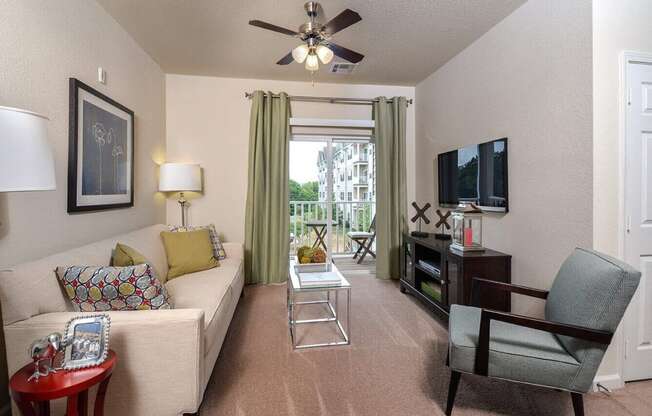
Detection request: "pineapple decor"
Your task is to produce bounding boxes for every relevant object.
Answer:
[297,246,327,264]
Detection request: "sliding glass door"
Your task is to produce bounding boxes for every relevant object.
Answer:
[289,137,376,261]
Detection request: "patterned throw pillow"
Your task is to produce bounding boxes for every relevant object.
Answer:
[56,264,171,312]
[168,224,226,259]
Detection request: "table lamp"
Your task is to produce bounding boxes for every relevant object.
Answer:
[0,106,56,193]
[158,163,201,227]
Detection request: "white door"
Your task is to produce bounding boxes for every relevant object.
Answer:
[624,59,652,381]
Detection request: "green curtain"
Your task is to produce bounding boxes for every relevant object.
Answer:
[244,91,291,284]
[374,97,408,280]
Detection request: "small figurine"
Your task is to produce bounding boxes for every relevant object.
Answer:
[410,202,431,237]
[434,209,452,240]
[27,332,65,381]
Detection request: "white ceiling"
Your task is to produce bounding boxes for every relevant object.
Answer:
[97,0,525,86]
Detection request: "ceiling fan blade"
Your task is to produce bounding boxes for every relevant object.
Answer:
[276,52,294,65]
[249,20,298,37]
[321,9,362,36]
[325,42,364,63]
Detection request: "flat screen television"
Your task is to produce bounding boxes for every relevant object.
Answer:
[437,138,508,213]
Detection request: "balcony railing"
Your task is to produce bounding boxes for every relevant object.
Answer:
[354,175,368,185]
[289,200,376,255]
[354,154,369,164]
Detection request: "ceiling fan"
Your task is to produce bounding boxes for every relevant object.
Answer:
[249,2,364,72]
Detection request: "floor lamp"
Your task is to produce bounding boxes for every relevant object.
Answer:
[0,105,56,412]
[159,163,202,227]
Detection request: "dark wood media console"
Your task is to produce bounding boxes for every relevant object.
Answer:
[400,233,512,317]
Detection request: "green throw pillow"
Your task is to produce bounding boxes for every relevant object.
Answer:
[161,229,219,280]
[112,243,148,267]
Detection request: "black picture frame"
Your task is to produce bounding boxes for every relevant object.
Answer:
[68,78,135,213]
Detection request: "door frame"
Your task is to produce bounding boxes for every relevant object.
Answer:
[619,51,652,384]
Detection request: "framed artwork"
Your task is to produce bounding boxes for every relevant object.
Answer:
[63,314,111,370]
[68,78,134,212]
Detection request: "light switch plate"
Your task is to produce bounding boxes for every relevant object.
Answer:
[98,67,106,84]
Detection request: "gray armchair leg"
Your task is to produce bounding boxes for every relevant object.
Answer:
[571,392,584,416]
[445,371,461,416]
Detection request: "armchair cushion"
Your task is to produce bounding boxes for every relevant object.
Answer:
[449,304,582,391]
[545,248,641,391]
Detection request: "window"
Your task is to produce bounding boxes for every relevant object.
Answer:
[363,192,368,200]
[348,192,352,201]
[340,192,344,200]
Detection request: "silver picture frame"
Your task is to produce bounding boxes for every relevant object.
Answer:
[63,314,110,370]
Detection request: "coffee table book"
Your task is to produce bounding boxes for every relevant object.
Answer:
[294,261,342,287]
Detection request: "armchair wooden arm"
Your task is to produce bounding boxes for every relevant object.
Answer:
[474,309,613,376]
[471,277,548,307]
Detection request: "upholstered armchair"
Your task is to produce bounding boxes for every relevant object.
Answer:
[445,248,641,416]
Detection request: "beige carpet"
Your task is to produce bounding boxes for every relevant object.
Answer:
[199,273,652,416]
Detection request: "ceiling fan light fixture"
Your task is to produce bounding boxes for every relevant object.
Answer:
[292,44,310,63]
[315,45,334,64]
[249,3,365,71]
[305,52,319,71]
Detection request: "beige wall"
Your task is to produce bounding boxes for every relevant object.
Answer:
[592,0,652,387]
[165,75,415,242]
[0,1,166,266]
[0,0,166,410]
[415,0,593,317]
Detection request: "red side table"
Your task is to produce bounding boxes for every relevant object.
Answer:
[10,349,117,416]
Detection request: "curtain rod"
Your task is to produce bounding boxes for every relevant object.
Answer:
[244,92,413,106]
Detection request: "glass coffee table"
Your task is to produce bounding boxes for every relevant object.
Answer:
[287,260,351,349]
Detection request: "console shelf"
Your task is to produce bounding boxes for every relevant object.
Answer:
[400,233,512,318]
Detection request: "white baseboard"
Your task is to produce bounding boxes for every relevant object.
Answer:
[592,374,625,392]
[0,402,10,416]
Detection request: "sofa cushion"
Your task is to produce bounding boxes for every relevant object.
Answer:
[56,264,170,311]
[165,256,242,353]
[0,224,169,326]
[449,304,582,391]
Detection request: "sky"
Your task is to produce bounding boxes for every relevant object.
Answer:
[290,141,326,183]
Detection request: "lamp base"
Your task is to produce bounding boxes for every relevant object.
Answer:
[178,193,188,227]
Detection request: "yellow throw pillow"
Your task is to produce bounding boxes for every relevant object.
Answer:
[112,243,148,267]
[161,229,219,280]
[112,243,166,283]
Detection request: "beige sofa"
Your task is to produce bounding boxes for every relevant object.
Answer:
[0,224,243,415]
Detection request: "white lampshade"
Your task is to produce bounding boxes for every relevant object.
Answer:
[305,53,319,71]
[159,163,201,192]
[292,44,310,63]
[0,106,56,192]
[316,45,334,64]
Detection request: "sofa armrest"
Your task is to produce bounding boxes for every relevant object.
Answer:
[4,309,205,415]
[223,242,243,261]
